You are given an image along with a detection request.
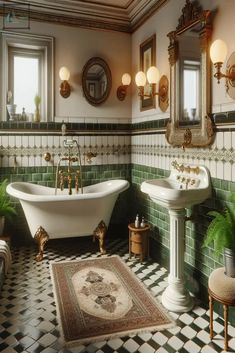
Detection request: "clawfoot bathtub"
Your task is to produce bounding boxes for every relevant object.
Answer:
[7,179,129,261]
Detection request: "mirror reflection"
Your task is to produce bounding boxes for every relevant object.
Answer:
[86,64,107,99]
[182,60,200,122]
[178,27,201,126]
[82,57,112,106]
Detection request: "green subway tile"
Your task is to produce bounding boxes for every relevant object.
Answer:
[221,180,229,191]
[12,174,24,182]
[42,173,54,181]
[32,173,42,182]
[212,178,221,189]
[23,174,32,182]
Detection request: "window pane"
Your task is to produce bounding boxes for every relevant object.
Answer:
[14,56,39,114]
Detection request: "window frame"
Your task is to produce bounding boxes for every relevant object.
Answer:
[0,31,54,122]
[9,46,44,116]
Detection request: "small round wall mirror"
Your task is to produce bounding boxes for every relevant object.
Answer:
[82,57,112,106]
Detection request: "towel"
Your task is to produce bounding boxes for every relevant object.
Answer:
[0,240,12,274]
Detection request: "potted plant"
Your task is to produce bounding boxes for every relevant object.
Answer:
[203,192,235,277]
[6,90,17,121]
[34,94,41,122]
[0,179,17,236]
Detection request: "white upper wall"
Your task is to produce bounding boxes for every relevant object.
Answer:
[24,21,132,122]
[4,0,235,123]
[131,0,235,122]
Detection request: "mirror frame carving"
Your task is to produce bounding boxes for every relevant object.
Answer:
[82,57,112,106]
[165,0,215,148]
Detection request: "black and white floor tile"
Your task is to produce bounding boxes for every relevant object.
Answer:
[0,237,235,353]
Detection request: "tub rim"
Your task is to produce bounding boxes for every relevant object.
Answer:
[6,179,130,202]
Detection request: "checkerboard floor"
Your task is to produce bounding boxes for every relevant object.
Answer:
[0,236,235,353]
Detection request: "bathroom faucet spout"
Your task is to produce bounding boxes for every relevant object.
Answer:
[55,138,83,195]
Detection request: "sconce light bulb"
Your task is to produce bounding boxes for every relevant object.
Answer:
[121,73,131,86]
[210,39,228,64]
[59,66,70,81]
[135,71,146,87]
[147,66,160,84]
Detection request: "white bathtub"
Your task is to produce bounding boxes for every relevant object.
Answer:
[7,179,129,260]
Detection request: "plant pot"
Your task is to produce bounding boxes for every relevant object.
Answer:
[34,108,41,122]
[224,247,235,278]
[0,216,5,236]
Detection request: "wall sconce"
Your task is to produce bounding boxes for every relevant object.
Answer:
[135,66,169,111]
[210,39,235,98]
[117,67,169,111]
[59,66,71,98]
[135,66,166,98]
[117,73,131,101]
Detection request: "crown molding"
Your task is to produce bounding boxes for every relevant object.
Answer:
[0,0,169,33]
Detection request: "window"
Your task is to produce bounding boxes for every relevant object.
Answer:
[9,47,42,115]
[1,31,54,121]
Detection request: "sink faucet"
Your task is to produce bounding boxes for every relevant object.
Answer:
[171,160,200,175]
[171,160,184,172]
[185,178,190,189]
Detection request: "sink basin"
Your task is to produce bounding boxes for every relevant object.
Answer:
[141,164,211,209]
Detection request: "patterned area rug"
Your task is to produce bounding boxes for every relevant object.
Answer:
[50,255,174,346]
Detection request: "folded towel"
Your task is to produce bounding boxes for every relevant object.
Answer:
[0,240,12,274]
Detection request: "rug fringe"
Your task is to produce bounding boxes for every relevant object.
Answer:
[49,262,66,344]
[66,321,175,347]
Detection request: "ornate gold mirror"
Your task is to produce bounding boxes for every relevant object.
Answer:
[82,57,112,106]
[166,0,215,148]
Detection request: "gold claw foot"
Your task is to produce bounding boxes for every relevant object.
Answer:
[93,220,107,254]
[34,226,49,262]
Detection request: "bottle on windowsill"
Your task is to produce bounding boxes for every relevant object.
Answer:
[140,217,145,228]
[134,214,139,228]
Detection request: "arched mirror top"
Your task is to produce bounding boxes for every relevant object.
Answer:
[166,0,215,148]
[82,57,112,106]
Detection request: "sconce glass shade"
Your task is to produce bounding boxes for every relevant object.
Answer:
[121,73,131,86]
[59,66,70,81]
[135,71,146,87]
[147,66,160,84]
[210,39,228,64]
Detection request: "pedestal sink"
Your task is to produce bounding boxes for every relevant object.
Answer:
[141,160,211,312]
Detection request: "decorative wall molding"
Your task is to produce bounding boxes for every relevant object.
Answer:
[0,144,131,159]
[1,111,235,135]
[131,144,235,164]
[0,0,168,33]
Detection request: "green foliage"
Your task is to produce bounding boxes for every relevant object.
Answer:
[34,94,41,108]
[204,193,235,257]
[0,179,17,221]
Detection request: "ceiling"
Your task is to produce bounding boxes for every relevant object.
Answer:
[2,0,169,33]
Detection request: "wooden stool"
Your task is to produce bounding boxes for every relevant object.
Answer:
[208,267,235,351]
[128,223,150,263]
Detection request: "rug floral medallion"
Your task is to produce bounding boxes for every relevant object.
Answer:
[50,255,174,346]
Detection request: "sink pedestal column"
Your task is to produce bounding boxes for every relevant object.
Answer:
[162,208,194,312]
